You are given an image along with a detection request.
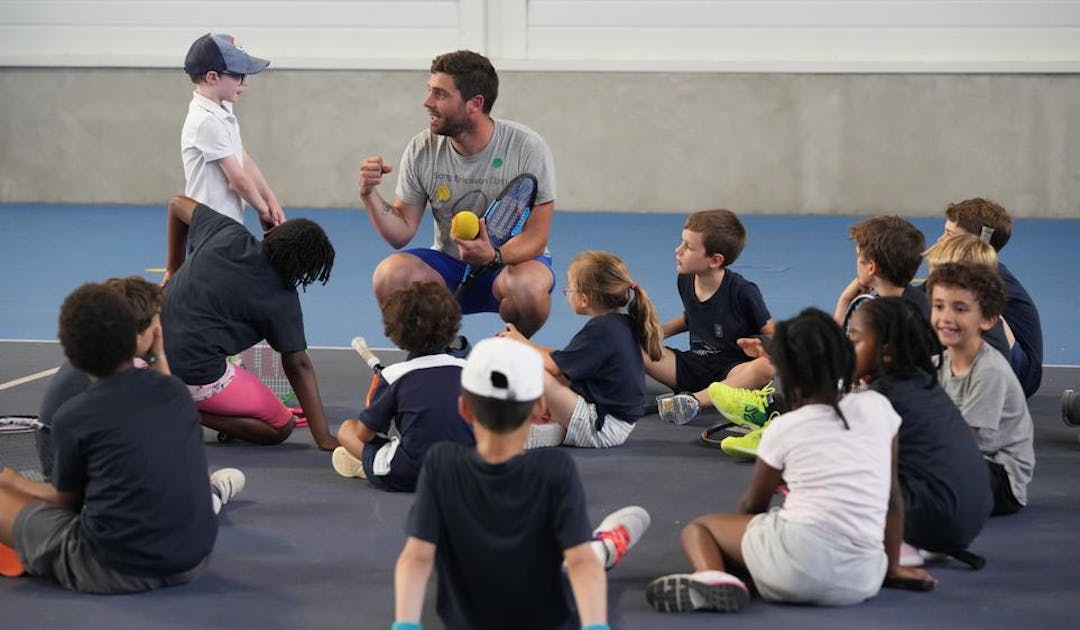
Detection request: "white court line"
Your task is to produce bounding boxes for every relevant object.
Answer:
[0,367,60,392]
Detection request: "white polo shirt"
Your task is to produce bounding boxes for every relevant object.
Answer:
[181,91,245,224]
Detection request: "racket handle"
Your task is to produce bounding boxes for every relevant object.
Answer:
[351,336,384,374]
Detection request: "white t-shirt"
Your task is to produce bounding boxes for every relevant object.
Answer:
[181,91,245,224]
[757,390,901,549]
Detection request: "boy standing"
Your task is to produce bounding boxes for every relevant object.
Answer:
[927,263,1035,516]
[332,282,475,491]
[0,284,232,593]
[834,215,928,329]
[645,210,774,423]
[940,197,1043,397]
[182,33,284,229]
[393,337,649,630]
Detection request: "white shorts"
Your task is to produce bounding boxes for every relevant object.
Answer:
[741,508,887,606]
[562,396,635,448]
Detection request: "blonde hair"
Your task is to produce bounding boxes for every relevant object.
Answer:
[568,251,663,361]
[923,233,998,270]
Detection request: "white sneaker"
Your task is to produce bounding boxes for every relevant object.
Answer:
[525,423,565,449]
[900,542,925,567]
[646,570,749,613]
[332,447,366,478]
[593,506,651,569]
[209,468,246,514]
[656,393,700,425]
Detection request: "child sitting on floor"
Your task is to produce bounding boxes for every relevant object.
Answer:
[647,308,899,613]
[500,250,663,448]
[849,297,992,582]
[332,282,475,491]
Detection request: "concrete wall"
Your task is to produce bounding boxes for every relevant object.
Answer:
[1,68,1077,217]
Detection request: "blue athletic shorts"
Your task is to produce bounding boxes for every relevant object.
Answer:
[406,248,554,314]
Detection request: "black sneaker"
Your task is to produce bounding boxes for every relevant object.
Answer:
[1062,390,1080,427]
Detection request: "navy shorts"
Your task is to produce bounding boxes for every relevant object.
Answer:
[406,248,554,314]
[671,348,738,393]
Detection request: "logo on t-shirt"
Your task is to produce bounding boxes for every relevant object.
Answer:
[492,157,504,169]
[435,184,451,202]
[714,324,724,339]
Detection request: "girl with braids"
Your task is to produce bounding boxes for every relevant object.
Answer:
[849,298,991,586]
[647,308,900,614]
[161,195,339,450]
[500,250,662,448]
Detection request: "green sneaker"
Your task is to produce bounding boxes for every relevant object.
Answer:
[719,413,778,459]
[706,381,775,428]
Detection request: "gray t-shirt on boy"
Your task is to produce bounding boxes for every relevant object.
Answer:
[939,341,1035,505]
[395,119,556,258]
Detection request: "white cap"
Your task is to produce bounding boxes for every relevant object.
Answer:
[461,337,544,402]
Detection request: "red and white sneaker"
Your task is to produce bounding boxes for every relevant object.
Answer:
[646,570,749,613]
[592,506,650,570]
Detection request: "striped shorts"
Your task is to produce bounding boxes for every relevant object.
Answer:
[563,396,635,448]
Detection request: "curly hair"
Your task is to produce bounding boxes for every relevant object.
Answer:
[58,283,137,377]
[925,262,1005,318]
[382,282,462,354]
[684,209,746,265]
[768,307,855,429]
[857,297,941,385]
[849,215,926,287]
[262,218,335,290]
[945,198,1012,252]
[431,50,498,114]
[103,276,162,333]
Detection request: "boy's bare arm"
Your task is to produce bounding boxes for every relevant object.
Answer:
[661,315,687,339]
[281,350,338,451]
[0,469,80,510]
[564,541,607,627]
[217,154,274,227]
[241,150,285,227]
[357,155,428,249]
[395,537,436,624]
[834,277,868,325]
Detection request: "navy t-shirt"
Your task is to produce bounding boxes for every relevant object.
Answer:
[162,205,307,385]
[361,353,475,490]
[551,312,645,425]
[407,443,593,630]
[998,262,1043,397]
[37,361,92,480]
[871,370,992,550]
[51,368,217,576]
[678,270,770,372]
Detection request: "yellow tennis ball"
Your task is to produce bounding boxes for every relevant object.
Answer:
[451,212,480,240]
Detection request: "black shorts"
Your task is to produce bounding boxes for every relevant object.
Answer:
[671,348,737,393]
[362,436,418,493]
[987,460,1023,516]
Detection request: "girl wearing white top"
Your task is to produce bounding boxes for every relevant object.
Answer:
[646,308,901,613]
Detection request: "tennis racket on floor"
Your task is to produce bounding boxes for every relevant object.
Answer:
[699,422,750,449]
[229,341,297,405]
[0,415,45,482]
[455,173,538,297]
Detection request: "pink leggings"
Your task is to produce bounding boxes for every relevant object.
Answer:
[195,365,294,429]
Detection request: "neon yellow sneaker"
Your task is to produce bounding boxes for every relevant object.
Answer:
[719,413,778,459]
[706,381,775,428]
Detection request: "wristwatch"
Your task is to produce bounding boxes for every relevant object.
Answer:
[487,247,503,268]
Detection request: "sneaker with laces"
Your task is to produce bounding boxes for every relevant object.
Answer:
[592,506,650,570]
[719,413,777,459]
[209,468,246,514]
[646,570,749,613]
[656,393,700,425]
[332,447,367,478]
[706,381,775,428]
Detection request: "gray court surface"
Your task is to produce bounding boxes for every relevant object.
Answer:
[2,342,1079,629]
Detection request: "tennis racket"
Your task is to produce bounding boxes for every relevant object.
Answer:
[456,173,538,296]
[0,415,46,482]
[229,341,297,405]
[351,336,385,408]
[699,422,750,449]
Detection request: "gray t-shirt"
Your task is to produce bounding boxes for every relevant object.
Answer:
[939,342,1035,505]
[395,119,556,258]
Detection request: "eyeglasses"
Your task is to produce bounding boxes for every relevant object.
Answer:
[219,71,246,83]
[561,287,577,296]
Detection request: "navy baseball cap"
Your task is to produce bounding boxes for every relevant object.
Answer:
[184,33,269,75]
